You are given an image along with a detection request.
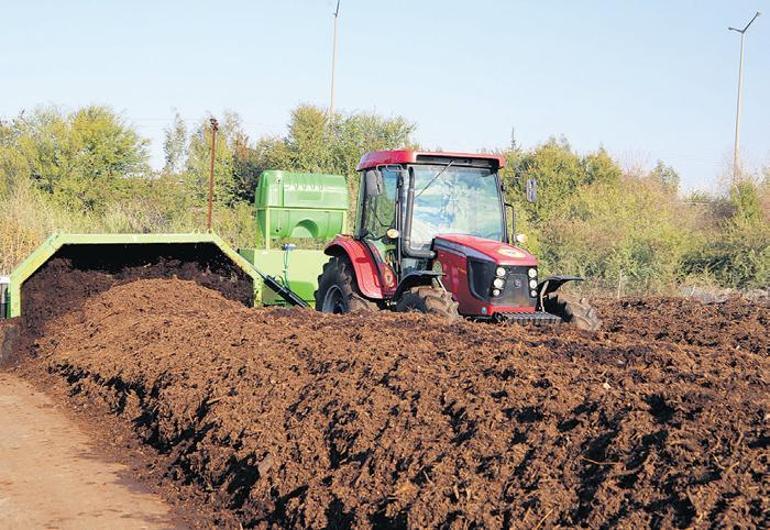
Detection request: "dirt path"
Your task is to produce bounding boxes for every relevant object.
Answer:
[0,372,182,530]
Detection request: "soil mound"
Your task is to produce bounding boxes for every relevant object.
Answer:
[594,297,768,354]
[20,256,252,338]
[16,276,770,528]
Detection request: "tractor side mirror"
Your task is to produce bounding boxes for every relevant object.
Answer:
[526,178,537,203]
[364,169,384,198]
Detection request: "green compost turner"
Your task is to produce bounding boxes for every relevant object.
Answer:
[237,170,348,306]
[1,170,349,319]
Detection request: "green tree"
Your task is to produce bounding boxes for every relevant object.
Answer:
[184,112,242,204]
[244,105,415,217]
[682,179,770,289]
[583,148,622,187]
[538,172,694,291]
[254,105,415,180]
[730,178,763,223]
[163,111,188,174]
[231,130,262,203]
[508,137,587,224]
[648,160,679,192]
[0,106,149,212]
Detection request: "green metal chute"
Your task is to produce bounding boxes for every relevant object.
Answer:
[6,232,262,319]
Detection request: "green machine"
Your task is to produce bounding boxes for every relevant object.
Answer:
[1,171,348,319]
[238,170,348,306]
[4,233,264,319]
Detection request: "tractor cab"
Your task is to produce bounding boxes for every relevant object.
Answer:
[316,150,600,330]
[357,152,506,275]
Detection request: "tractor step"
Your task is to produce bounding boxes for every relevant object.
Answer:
[492,311,563,324]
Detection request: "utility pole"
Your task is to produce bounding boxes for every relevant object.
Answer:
[728,11,761,183]
[329,0,341,119]
[207,118,219,232]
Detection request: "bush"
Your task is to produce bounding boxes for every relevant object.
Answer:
[0,181,92,274]
[539,175,694,293]
[682,180,769,289]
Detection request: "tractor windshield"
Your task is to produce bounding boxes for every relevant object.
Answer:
[410,165,504,251]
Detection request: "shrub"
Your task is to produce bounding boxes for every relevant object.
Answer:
[537,175,694,293]
[682,180,770,289]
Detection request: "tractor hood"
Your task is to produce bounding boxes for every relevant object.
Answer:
[433,234,538,266]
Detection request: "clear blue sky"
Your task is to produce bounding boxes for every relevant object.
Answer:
[2,0,768,192]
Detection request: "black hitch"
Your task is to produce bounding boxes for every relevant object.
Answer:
[535,275,583,310]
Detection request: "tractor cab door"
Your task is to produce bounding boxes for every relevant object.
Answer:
[357,166,401,274]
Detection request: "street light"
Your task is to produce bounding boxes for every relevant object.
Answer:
[329,0,341,119]
[728,11,761,182]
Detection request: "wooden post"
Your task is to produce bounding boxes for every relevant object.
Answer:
[207,118,219,232]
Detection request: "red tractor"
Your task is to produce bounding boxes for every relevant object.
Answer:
[315,150,600,330]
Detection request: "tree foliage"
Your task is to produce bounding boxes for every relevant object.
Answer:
[681,179,770,289]
[0,106,149,212]
[0,103,767,292]
[497,140,697,291]
[249,105,415,181]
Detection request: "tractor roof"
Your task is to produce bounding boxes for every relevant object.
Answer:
[356,150,506,171]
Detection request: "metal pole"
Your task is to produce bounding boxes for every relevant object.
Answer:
[329,0,340,118]
[733,32,745,182]
[207,118,219,232]
[729,12,761,183]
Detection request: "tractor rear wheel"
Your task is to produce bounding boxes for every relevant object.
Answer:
[315,256,377,314]
[395,286,460,321]
[543,293,601,331]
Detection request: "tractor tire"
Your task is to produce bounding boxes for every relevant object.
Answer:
[395,286,460,321]
[543,293,601,331]
[315,256,377,314]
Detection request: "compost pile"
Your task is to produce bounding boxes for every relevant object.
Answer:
[19,256,252,337]
[12,265,770,528]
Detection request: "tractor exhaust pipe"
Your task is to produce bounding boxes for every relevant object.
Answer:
[0,276,9,319]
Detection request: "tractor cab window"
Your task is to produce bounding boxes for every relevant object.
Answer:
[361,168,399,241]
[410,165,504,252]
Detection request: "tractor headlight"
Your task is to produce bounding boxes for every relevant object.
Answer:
[492,288,501,297]
[529,279,538,289]
[530,289,538,297]
[527,268,537,278]
[493,277,505,289]
[495,266,506,277]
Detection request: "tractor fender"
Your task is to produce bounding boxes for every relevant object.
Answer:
[324,236,384,299]
[536,275,583,308]
[393,271,442,300]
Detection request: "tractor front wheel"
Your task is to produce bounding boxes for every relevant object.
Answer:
[543,293,601,331]
[396,286,460,321]
[315,256,377,314]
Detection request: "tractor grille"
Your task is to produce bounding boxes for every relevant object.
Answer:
[466,259,537,309]
[498,266,536,309]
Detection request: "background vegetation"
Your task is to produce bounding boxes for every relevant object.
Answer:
[1,104,767,294]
